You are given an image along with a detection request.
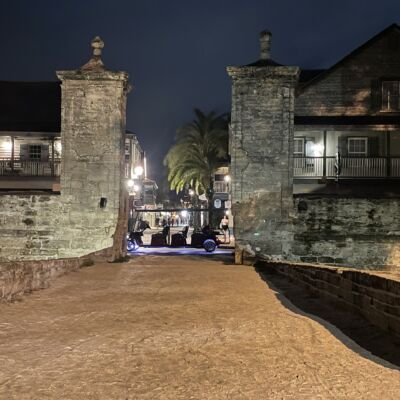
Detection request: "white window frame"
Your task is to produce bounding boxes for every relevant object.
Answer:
[347,137,368,157]
[293,137,305,156]
[382,81,400,111]
[28,144,42,160]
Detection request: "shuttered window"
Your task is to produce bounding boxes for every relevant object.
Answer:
[348,138,368,156]
[20,144,49,161]
[382,81,400,111]
[29,145,42,160]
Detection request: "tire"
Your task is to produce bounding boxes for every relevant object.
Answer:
[203,239,217,253]
[127,239,139,252]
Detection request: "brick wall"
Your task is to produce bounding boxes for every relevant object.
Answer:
[256,260,400,337]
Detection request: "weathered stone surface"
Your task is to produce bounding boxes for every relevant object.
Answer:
[257,260,400,337]
[227,65,299,262]
[227,32,400,269]
[0,41,130,262]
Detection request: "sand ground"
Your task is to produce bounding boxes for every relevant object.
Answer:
[1,255,400,399]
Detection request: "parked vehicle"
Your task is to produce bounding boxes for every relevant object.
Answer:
[127,225,221,253]
[127,221,150,251]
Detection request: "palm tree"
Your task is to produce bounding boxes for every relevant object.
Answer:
[164,109,229,227]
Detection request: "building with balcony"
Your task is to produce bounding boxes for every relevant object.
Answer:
[0,81,61,191]
[294,24,400,189]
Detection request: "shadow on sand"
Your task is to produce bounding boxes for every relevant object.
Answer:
[255,266,400,371]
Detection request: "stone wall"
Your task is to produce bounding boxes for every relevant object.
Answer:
[0,38,129,262]
[256,260,400,337]
[238,195,400,269]
[227,64,299,263]
[293,196,400,268]
[0,193,122,261]
[0,255,95,301]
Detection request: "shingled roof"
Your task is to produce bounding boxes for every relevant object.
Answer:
[299,23,400,90]
[0,81,61,132]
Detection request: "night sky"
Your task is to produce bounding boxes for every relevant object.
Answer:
[0,0,399,182]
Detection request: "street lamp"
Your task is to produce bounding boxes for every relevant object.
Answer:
[134,165,144,176]
[127,179,134,188]
[189,189,195,197]
[224,175,231,183]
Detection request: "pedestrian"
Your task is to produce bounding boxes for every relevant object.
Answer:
[220,215,230,243]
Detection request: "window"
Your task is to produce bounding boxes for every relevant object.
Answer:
[28,145,42,160]
[382,81,400,111]
[294,138,305,156]
[348,137,368,156]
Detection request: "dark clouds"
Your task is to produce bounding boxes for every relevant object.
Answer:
[0,0,398,180]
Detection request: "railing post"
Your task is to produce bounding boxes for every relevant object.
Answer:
[51,138,55,176]
[322,130,327,179]
[10,135,14,172]
[386,131,391,177]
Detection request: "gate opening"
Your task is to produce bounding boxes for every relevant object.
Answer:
[127,208,234,255]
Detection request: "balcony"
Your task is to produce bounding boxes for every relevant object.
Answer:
[0,158,61,177]
[214,181,229,193]
[294,156,400,179]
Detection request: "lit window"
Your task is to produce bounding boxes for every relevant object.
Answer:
[294,138,305,156]
[382,81,400,111]
[348,138,368,156]
[29,145,42,160]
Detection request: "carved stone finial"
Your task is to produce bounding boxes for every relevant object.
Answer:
[80,36,105,71]
[91,36,104,57]
[260,30,272,60]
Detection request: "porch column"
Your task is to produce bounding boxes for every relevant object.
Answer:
[386,131,391,177]
[322,130,327,179]
[10,135,14,171]
[51,137,55,176]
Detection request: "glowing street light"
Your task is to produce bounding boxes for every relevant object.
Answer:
[224,175,231,183]
[189,189,195,196]
[127,179,134,188]
[134,165,144,176]
[181,210,188,218]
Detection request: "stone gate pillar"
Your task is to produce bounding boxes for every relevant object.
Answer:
[56,37,130,260]
[227,31,299,263]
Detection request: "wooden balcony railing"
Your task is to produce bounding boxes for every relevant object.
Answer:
[214,181,229,193]
[0,158,61,177]
[294,156,400,178]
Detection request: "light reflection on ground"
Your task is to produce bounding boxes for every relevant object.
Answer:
[128,246,234,256]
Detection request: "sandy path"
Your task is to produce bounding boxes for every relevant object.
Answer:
[0,255,399,399]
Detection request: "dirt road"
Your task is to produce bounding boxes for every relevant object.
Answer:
[1,255,399,399]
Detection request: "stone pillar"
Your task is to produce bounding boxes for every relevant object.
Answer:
[57,37,130,260]
[227,31,299,263]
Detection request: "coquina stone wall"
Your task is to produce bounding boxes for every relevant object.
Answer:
[0,193,124,261]
[293,196,400,268]
[256,260,400,337]
[0,37,129,262]
[228,31,400,269]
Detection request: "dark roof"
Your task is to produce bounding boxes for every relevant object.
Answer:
[298,69,326,83]
[0,81,61,132]
[295,115,400,125]
[299,23,400,90]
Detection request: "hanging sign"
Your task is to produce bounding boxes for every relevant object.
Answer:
[214,199,222,209]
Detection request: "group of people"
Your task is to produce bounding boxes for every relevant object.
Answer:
[155,215,185,227]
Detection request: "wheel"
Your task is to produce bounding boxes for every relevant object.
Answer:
[203,239,217,253]
[127,239,139,252]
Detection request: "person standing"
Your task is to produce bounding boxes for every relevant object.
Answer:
[220,215,230,243]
